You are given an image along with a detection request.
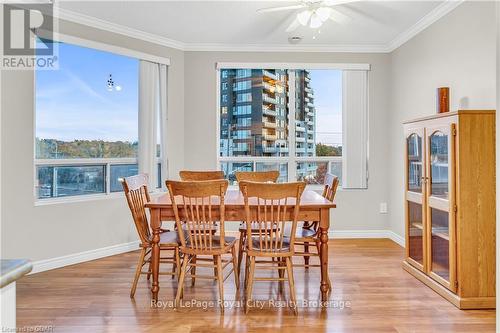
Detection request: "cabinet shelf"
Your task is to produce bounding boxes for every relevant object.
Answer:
[411,222,423,230]
[432,230,449,241]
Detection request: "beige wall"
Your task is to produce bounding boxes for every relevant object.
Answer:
[184,51,392,232]
[0,20,185,261]
[388,1,497,237]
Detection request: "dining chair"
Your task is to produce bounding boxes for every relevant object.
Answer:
[234,171,280,275]
[240,181,305,315]
[179,170,224,181]
[294,173,339,290]
[121,174,180,298]
[178,170,224,282]
[166,179,239,313]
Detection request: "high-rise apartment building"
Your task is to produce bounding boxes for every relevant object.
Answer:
[219,69,315,158]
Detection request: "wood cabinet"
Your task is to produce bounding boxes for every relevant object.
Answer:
[402,110,495,309]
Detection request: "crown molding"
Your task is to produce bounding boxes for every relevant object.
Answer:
[183,42,390,53]
[55,1,463,54]
[386,0,464,52]
[56,7,187,50]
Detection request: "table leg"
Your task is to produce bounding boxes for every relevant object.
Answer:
[150,208,161,302]
[319,208,330,301]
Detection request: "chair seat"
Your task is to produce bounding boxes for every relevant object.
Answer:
[185,235,237,249]
[239,222,279,233]
[249,236,291,253]
[142,230,180,248]
[295,227,317,239]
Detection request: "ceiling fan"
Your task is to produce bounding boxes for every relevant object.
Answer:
[257,0,355,32]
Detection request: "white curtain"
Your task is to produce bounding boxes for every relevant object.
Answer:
[342,70,368,189]
[158,64,168,188]
[139,60,168,189]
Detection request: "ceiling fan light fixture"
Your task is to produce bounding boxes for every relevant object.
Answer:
[316,7,332,22]
[309,12,323,29]
[297,9,312,26]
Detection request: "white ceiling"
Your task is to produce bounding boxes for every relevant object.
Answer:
[57,1,463,52]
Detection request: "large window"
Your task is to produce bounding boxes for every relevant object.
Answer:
[35,41,146,199]
[218,68,343,185]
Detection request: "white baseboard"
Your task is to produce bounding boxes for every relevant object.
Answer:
[30,241,140,274]
[330,229,405,248]
[30,230,405,274]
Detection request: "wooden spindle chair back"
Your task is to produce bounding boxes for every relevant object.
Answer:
[240,181,305,256]
[166,180,229,254]
[179,170,224,181]
[322,173,340,202]
[121,174,152,246]
[235,171,279,183]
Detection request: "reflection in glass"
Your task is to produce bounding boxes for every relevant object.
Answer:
[220,162,253,185]
[430,132,449,198]
[329,159,342,186]
[37,165,105,199]
[408,201,424,265]
[256,162,288,183]
[296,161,328,184]
[110,164,138,192]
[407,134,422,193]
[430,208,450,281]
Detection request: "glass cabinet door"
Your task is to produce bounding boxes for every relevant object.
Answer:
[426,125,456,292]
[429,131,449,199]
[407,133,423,193]
[405,130,426,270]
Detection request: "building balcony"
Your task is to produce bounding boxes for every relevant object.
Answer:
[296,147,306,153]
[263,121,277,128]
[296,123,306,132]
[263,70,277,80]
[307,138,314,144]
[295,126,305,133]
[263,133,277,141]
[277,146,289,153]
[263,82,276,92]
[307,102,314,108]
[262,146,277,153]
[296,137,306,143]
[307,111,314,117]
[262,108,277,117]
[307,120,314,126]
[263,94,278,104]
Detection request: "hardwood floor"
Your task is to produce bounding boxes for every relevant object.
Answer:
[17,239,495,332]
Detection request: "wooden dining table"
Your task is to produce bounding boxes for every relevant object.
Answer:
[145,188,336,302]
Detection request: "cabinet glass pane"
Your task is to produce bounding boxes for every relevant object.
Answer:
[430,208,450,281]
[430,132,449,199]
[407,133,423,193]
[408,201,424,265]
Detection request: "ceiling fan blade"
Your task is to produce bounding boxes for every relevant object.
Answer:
[328,8,351,24]
[285,18,301,33]
[322,0,359,7]
[257,4,305,13]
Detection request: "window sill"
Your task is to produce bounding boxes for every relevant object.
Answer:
[34,189,166,207]
[34,192,126,206]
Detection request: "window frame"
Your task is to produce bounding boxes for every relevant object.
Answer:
[33,33,170,204]
[215,62,369,188]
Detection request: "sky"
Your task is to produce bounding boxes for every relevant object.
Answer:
[308,69,342,147]
[36,41,139,142]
